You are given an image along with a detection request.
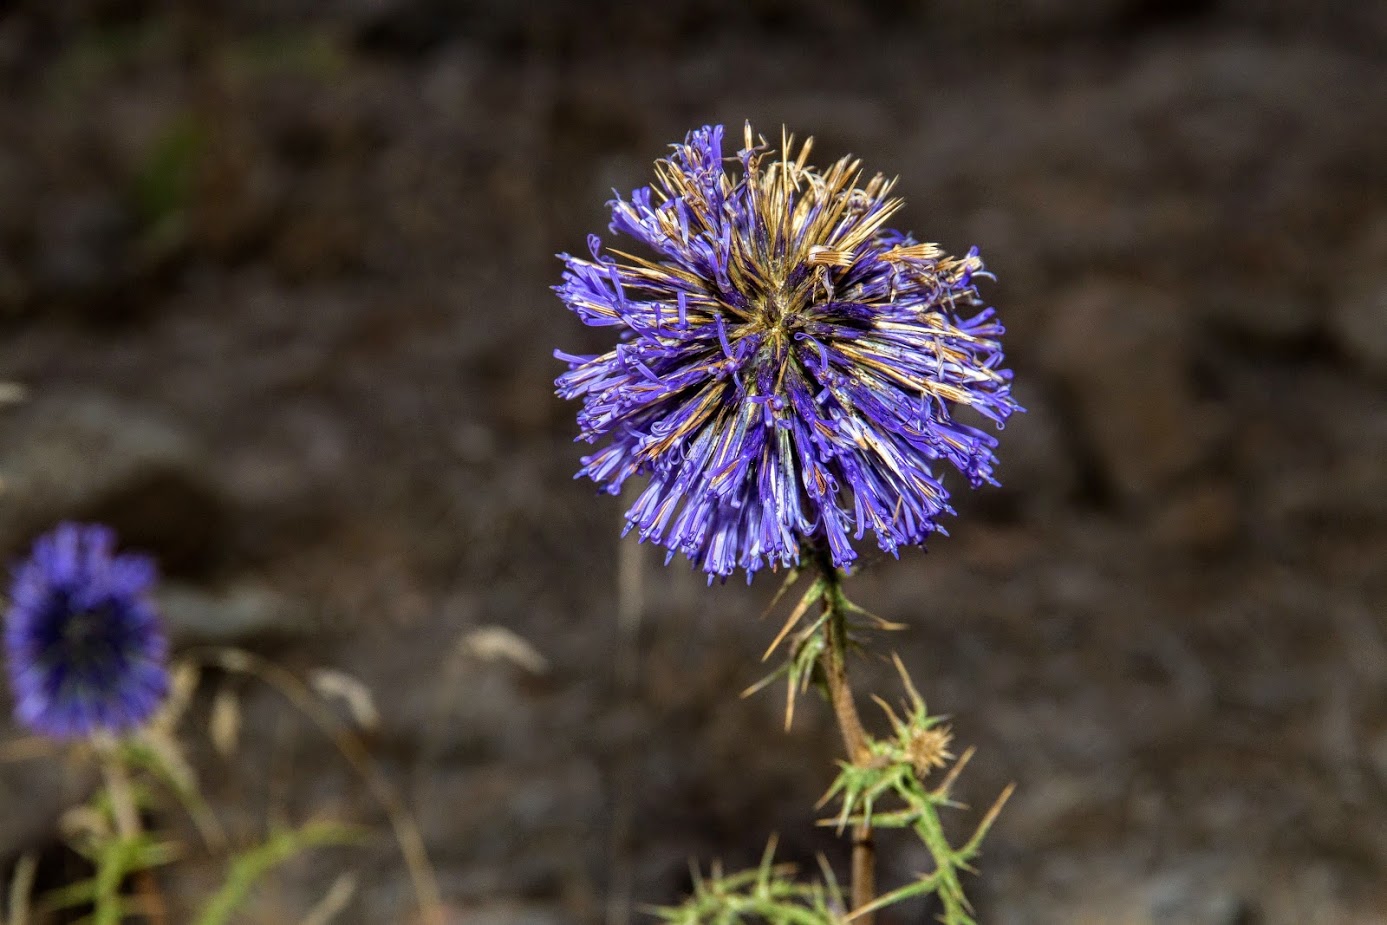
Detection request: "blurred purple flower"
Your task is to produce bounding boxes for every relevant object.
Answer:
[5,523,169,739]
[556,124,1020,578]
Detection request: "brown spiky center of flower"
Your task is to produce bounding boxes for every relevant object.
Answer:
[728,127,905,346]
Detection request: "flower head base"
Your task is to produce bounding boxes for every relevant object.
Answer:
[556,124,1020,579]
[4,523,169,739]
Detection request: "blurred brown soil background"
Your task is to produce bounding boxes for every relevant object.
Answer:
[1,1,1386,923]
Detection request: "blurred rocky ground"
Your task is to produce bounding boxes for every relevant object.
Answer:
[0,1,1385,923]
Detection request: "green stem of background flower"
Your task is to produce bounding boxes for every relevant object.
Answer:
[94,735,168,925]
[811,549,876,924]
[96,737,141,843]
[92,735,140,925]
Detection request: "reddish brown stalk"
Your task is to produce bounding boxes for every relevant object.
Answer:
[814,553,876,924]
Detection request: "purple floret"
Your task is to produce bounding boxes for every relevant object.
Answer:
[556,124,1021,579]
[4,523,169,739]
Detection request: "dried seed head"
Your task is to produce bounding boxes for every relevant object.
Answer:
[908,724,954,778]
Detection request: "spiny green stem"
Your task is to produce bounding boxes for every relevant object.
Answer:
[810,549,875,924]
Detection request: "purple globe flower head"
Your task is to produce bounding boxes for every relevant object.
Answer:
[4,523,169,739]
[555,124,1021,580]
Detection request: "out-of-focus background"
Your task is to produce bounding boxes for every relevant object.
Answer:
[1,1,1385,922]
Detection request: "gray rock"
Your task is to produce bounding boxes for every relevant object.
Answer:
[1228,0,1387,49]
[0,393,228,575]
[1336,278,1387,376]
[1368,727,1387,789]
[926,0,1132,36]
[1203,285,1319,345]
[1145,872,1252,925]
[995,387,1081,509]
[0,150,32,245]
[1152,479,1240,553]
[0,252,27,315]
[33,193,132,302]
[157,582,316,646]
[1331,218,1387,378]
[0,747,92,862]
[1026,860,1256,925]
[1040,278,1219,501]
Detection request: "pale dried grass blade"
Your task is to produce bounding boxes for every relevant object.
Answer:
[6,853,37,925]
[210,687,242,757]
[298,874,357,925]
[155,661,202,732]
[762,581,821,661]
[310,669,380,732]
[459,625,548,674]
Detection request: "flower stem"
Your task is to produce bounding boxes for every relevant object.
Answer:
[94,735,168,925]
[812,550,875,924]
[96,738,141,842]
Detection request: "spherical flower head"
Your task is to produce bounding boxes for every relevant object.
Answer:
[4,523,169,739]
[555,124,1021,579]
